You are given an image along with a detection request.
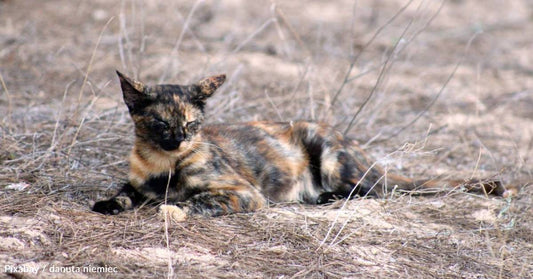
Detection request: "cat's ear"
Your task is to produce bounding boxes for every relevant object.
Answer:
[195,74,226,100]
[116,71,149,112]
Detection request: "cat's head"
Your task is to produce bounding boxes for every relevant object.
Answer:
[116,71,225,152]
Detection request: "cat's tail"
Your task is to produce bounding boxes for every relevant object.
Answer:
[372,173,518,198]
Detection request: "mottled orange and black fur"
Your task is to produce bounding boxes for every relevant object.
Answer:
[92,72,511,219]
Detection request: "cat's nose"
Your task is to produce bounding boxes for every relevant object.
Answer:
[174,134,185,142]
[161,140,181,151]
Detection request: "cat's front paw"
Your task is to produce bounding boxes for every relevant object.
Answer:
[316,192,344,204]
[92,198,127,215]
[159,205,189,222]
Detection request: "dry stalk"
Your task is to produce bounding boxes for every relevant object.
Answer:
[160,0,205,83]
[318,160,380,250]
[0,71,11,125]
[379,30,482,143]
[67,80,111,158]
[118,0,131,72]
[264,89,284,121]
[343,0,444,136]
[270,2,310,56]
[330,0,415,108]
[163,169,175,279]
[49,80,75,153]
[74,17,115,117]
[229,18,275,56]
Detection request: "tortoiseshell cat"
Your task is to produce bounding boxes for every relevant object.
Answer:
[92,71,511,221]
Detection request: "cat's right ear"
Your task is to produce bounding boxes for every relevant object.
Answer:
[116,71,149,112]
[195,74,226,100]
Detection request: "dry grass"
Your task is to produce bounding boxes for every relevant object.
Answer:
[1,0,532,278]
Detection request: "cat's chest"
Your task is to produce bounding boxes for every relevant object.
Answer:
[128,146,176,187]
[128,142,213,184]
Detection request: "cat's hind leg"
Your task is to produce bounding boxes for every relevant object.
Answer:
[313,136,387,203]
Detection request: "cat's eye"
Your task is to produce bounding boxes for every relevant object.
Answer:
[186,120,198,129]
[157,121,169,128]
[152,117,169,129]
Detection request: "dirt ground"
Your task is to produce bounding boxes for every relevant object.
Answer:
[1,0,532,278]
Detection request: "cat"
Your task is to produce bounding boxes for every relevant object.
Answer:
[92,71,513,221]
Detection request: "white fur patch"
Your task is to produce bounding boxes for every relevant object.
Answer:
[159,205,188,222]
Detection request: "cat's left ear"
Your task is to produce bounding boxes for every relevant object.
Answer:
[195,74,226,100]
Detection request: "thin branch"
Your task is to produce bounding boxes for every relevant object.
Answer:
[160,0,205,83]
[330,0,415,108]
[318,160,381,250]
[49,80,76,152]
[271,2,310,56]
[264,89,284,121]
[164,169,175,279]
[211,17,275,71]
[75,16,115,117]
[230,18,275,55]
[343,0,447,136]
[343,12,416,136]
[0,71,12,126]
[378,31,481,143]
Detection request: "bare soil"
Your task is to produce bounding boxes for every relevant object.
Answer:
[1,0,532,278]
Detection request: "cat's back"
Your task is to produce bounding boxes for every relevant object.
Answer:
[201,120,332,142]
[200,121,308,159]
[200,121,325,201]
